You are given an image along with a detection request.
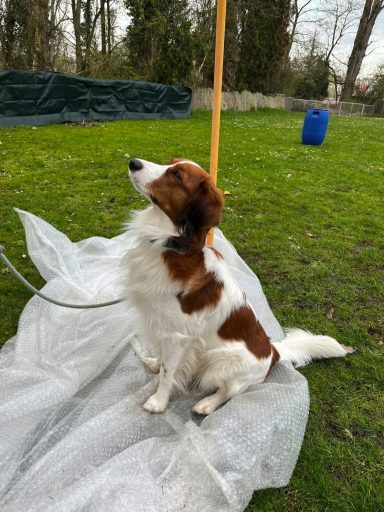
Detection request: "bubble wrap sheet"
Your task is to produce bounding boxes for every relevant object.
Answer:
[0,210,309,512]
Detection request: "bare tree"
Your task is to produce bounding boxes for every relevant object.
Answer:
[189,0,215,87]
[285,0,316,62]
[328,62,345,100]
[100,0,106,55]
[48,0,71,70]
[0,0,6,67]
[106,0,112,53]
[320,0,361,64]
[68,0,122,74]
[340,0,384,100]
[223,0,242,90]
[70,0,104,73]
[70,0,83,72]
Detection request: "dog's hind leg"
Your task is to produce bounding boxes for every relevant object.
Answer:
[192,379,251,416]
[193,342,271,415]
[192,387,228,415]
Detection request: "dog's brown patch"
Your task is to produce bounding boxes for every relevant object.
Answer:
[218,305,272,359]
[163,250,224,314]
[266,344,280,377]
[177,272,224,314]
[163,250,205,282]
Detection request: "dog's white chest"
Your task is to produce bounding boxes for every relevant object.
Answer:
[126,242,179,302]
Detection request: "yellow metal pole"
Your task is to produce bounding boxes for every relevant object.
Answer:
[207,0,226,247]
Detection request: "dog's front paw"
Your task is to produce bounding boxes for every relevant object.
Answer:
[143,393,167,413]
[142,357,161,373]
[192,396,219,416]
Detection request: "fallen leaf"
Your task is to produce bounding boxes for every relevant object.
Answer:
[223,190,231,196]
[306,232,316,238]
[344,429,354,439]
[327,307,335,320]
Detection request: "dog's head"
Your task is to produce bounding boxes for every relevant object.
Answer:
[129,158,224,252]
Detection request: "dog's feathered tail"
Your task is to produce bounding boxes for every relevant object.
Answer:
[273,328,354,368]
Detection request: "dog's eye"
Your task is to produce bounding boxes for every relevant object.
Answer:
[171,170,182,180]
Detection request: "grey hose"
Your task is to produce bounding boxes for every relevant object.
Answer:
[0,245,124,309]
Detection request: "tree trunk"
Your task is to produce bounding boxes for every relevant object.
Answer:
[83,2,103,72]
[34,0,51,70]
[71,0,84,73]
[106,0,111,54]
[223,0,241,90]
[340,0,384,101]
[101,0,106,55]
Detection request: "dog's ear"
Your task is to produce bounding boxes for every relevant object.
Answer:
[164,179,224,253]
[187,178,224,232]
[169,158,186,164]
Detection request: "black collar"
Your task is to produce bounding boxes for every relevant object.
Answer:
[148,237,201,255]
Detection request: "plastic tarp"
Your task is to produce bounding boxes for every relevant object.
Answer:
[0,210,309,512]
[0,71,192,128]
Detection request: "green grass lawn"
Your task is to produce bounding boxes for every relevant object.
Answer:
[0,109,383,511]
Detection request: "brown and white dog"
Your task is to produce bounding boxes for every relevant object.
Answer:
[126,158,352,415]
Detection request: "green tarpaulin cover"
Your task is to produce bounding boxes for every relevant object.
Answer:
[0,71,192,128]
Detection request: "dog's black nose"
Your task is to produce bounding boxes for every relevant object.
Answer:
[129,158,143,172]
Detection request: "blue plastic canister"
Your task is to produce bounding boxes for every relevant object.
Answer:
[302,109,329,146]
